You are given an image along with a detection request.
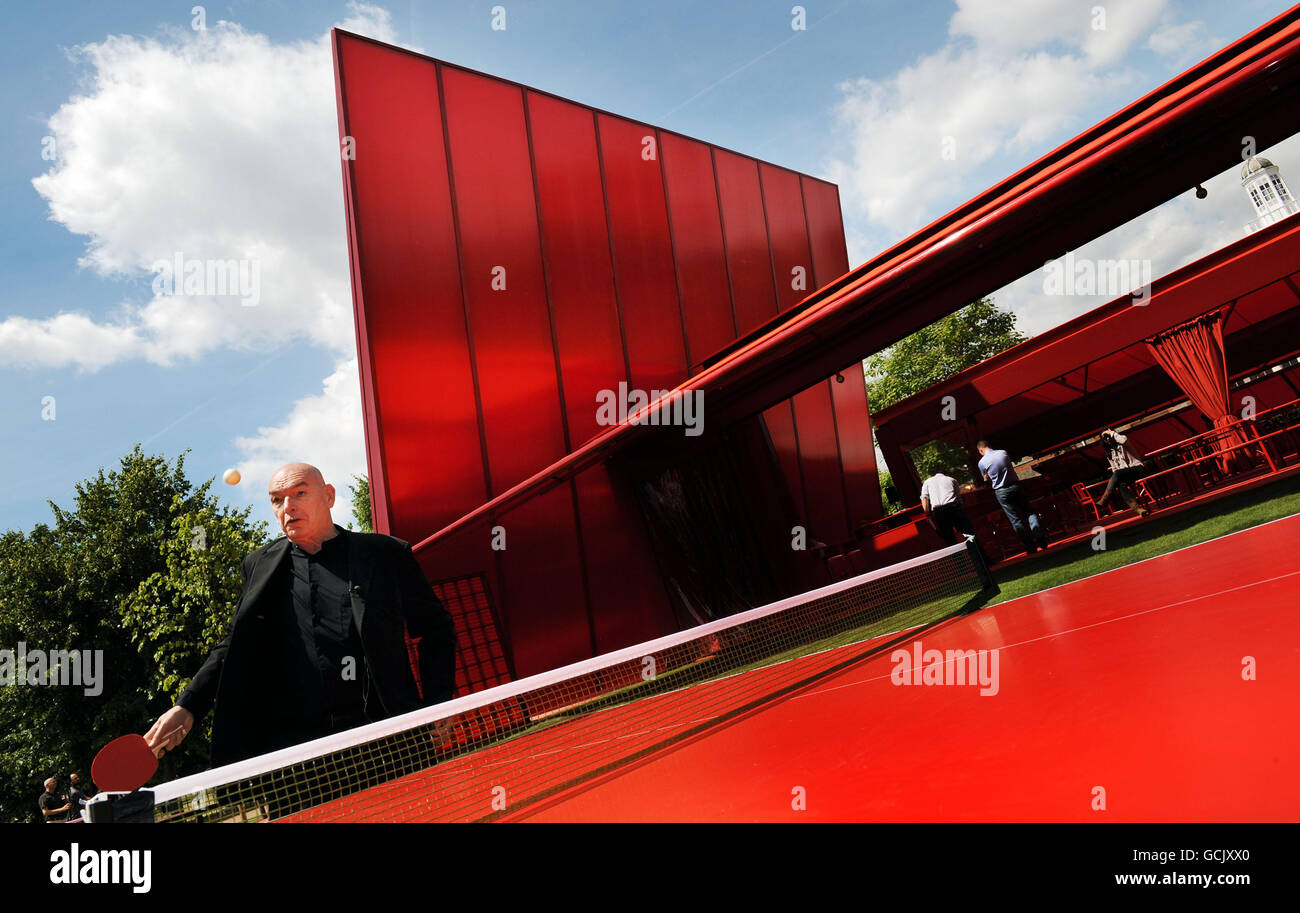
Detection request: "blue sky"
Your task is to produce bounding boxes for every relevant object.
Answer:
[2,0,1296,534]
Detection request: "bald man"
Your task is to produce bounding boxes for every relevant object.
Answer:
[39,777,71,822]
[145,463,457,768]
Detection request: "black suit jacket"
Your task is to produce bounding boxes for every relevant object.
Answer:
[178,527,456,767]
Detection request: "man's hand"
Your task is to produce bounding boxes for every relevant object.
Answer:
[144,706,195,758]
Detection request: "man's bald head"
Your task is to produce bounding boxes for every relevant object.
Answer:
[269,462,326,491]
[44,777,57,791]
[268,462,338,553]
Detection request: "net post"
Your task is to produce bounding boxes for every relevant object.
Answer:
[86,790,156,823]
[959,535,998,613]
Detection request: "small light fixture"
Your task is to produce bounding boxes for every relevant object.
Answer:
[1195,184,1208,199]
[835,372,845,383]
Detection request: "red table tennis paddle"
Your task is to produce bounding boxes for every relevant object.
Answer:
[91,734,158,793]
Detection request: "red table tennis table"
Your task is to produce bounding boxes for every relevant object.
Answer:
[515,514,1300,822]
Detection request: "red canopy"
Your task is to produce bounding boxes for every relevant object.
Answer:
[874,217,1300,500]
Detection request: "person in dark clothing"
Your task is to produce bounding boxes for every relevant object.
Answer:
[977,440,1049,554]
[39,778,71,823]
[145,463,458,771]
[66,773,91,820]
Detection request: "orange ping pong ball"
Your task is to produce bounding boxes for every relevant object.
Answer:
[223,468,242,485]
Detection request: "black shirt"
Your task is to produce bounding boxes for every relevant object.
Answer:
[39,790,69,822]
[67,785,89,817]
[287,527,367,732]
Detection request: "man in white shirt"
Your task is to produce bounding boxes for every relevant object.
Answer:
[921,471,980,549]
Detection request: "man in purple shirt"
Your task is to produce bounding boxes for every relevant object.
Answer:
[977,441,1048,554]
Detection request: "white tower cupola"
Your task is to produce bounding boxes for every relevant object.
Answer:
[1241,155,1299,233]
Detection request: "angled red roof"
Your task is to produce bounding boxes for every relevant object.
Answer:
[873,214,1300,450]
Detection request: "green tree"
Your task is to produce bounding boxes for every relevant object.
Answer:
[878,468,905,516]
[908,439,978,486]
[349,474,372,532]
[119,498,267,774]
[0,447,267,821]
[866,298,1027,502]
[866,298,1026,413]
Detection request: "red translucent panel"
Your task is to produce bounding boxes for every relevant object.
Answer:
[1233,278,1300,326]
[792,385,850,544]
[715,150,778,335]
[1125,412,1202,453]
[978,396,1058,436]
[661,133,736,370]
[573,467,676,653]
[1058,367,1089,395]
[801,176,851,284]
[760,164,814,311]
[763,402,806,525]
[1089,349,1156,388]
[334,36,486,541]
[1020,381,1082,407]
[411,520,496,596]
[801,172,877,526]
[597,116,689,391]
[337,34,863,676]
[442,68,567,494]
[830,368,883,527]
[493,486,591,677]
[527,91,627,447]
[1242,373,1300,410]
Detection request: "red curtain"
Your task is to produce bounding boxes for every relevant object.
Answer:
[1146,310,1248,468]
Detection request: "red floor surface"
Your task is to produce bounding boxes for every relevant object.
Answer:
[516,515,1300,822]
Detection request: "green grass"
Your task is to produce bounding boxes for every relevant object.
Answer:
[986,472,1300,606]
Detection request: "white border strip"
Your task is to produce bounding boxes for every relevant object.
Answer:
[152,542,970,803]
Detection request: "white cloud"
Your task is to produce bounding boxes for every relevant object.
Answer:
[949,0,1088,52]
[1146,20,1222,68]
[827,48,1119,235]
[7,2,398,370]
[338,1,399,40]
[231,357,367,526]
[6,3,399,528]
[830,0,1167,240]
[949,0,1166,67]
[0,312,142,371]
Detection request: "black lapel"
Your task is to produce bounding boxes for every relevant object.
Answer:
[235,538,292,621]
[345,528,371,633]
